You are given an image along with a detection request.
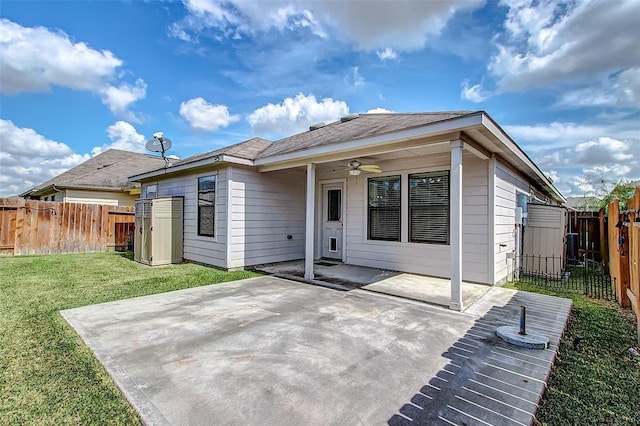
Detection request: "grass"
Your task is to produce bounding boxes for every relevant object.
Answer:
[505,281,640,425]
[0,252,258,425]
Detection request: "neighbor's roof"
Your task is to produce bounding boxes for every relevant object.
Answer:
[257,112,473,158]
[173,137,271,167]
[564,196,601,211]
[21,149,170,197]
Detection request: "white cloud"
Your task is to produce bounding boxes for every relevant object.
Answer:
[506,122,606,148]
[460,80,490,102]
[0,19,148,119]
[574,137,633,164]
[0,120,89,197]
[179,97,240,132]
[583,165,632,178]
[377,47,397,60]
[100,79,147,122]
[172,0,484,51]
[247,93,349,135]
[473,0,640,105]
[91,121,146,156]
[539,136,638,195]
[365,108,394,114]
[506,119,640,196]
[346,66,365,87]
[557,68,640,108]
[0,18,121,94]
[537,136,635,169]
[0,120,154,197]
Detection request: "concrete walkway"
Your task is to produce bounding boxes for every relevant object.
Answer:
[62,276,571,426]
[256,260,491,310]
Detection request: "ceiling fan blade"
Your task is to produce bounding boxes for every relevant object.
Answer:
[359,165,382,173]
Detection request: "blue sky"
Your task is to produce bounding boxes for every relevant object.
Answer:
[1,0,639,198]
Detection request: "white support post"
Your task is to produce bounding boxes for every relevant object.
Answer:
[450,140,464,311]
[305,163,316,280]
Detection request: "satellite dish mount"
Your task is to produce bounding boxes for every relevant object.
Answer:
[146,131,173,167]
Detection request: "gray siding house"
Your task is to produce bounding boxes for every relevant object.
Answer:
[130,111,564,310]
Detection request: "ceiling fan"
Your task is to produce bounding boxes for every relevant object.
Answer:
[347,159,381,175]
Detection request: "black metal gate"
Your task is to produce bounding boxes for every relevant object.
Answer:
[517,255,615,301]
[583,257,616,300]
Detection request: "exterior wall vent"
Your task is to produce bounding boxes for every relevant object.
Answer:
[340,113,360,123]
[309,122,326,131]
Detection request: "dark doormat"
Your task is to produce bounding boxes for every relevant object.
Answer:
[315,261,338,267]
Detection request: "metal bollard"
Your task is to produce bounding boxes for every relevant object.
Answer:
[519,305,526,335]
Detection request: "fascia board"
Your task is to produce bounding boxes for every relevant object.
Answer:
[218,155,254,166]
[481,114,566,203]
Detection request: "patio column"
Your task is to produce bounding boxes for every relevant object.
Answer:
[450,140,463,311]
[305,163,316,280]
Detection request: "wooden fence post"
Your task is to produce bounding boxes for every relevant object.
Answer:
[608,199,631,308]
[600,209,609,273]
[626,188,640,341]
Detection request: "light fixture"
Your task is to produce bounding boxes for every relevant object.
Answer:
[349,169,361,176]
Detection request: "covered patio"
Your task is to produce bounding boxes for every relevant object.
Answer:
[255,260,491,311]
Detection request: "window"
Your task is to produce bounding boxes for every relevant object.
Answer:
[145,184,157,199]
[327,189,341,221]
[409,171,449,244]
[368,175,401,241]
[198,176,215,237]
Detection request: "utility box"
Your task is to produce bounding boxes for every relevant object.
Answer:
[134,197,183,266]
[522,203,567,274]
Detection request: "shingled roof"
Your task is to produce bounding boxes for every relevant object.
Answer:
[174,137,271,167]
[257,111,474,159]
[22,149,170,196]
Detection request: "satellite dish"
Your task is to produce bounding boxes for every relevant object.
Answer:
[145,131,172,158]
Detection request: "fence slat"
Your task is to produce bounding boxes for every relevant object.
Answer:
[0,198,134,256]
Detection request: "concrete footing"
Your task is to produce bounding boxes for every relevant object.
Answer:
[496,325,549,349]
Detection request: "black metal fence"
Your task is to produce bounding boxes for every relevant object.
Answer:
[516,254,616,300]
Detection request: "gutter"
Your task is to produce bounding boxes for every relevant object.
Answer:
[480,113,566,204]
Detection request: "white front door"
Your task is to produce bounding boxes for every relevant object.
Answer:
[321,183,343,260]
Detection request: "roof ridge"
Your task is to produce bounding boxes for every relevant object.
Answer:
[360,110,475,116]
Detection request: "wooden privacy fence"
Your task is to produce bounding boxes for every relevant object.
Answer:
[0,198,134,255]
[607,188,640,339]
[567,210,603,261]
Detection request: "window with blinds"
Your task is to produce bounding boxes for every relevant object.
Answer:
[198,175,215,237]
[368,175,401,241]
[409,171,449,244]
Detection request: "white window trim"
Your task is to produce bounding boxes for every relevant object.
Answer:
[195,171,218,241]
[363,165,452,245]
[366,174,402,242]
[143,182,158,199]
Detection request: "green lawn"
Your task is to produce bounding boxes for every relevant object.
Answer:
[0,252,258,425]
[506,282,640,425]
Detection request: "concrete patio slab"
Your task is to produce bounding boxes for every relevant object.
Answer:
[62,276,571,426]
[255,260,491,310]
